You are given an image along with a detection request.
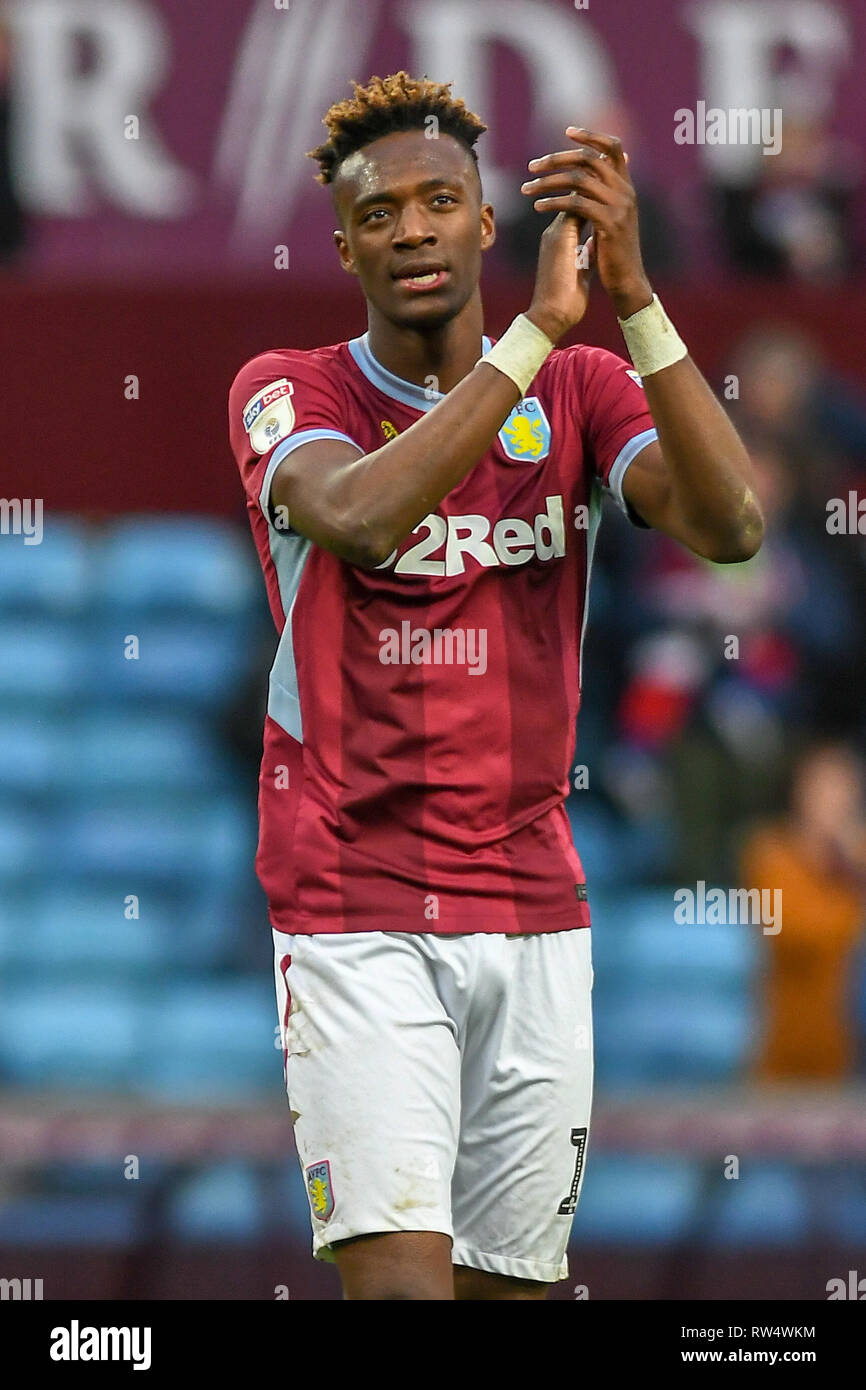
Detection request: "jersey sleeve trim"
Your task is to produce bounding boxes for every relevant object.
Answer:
[258,427,363,522]
[605,427,658,516]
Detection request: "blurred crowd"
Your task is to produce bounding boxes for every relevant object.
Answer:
[582,320,866,1084]
[502,92,862,284]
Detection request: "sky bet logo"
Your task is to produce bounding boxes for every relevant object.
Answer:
[242,378,293,431]
[376,496,567,576]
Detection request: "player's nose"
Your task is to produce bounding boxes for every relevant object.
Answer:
[391,206,436,248]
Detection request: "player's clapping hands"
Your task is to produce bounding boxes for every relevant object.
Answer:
[522,127,653,321]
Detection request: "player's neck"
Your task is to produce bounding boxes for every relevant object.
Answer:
[365,297,486,395]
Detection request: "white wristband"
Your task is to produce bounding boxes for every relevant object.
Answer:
[617,293,687,376]
[479,314,555,396]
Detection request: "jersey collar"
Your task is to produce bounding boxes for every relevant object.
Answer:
[347,332,493,412]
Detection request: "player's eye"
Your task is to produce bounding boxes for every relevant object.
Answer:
[432,194,457,206]
[361,208,389,223]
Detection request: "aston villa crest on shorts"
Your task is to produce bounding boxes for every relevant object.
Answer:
[305,1159,335,1221]
[497,396,551,463]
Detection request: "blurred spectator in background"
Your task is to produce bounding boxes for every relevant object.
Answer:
[741,742,866,1080]
[501,99,681,277]
[581,316,866,888]
[0,19,24,266]
[729,325,866,490]
[592,428,861,883]
[714,75,860,282]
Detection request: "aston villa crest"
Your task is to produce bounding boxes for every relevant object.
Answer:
[498,396,551,462]
[305,1159,335,1221]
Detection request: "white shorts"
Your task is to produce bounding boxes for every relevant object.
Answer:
[272,926,594,1284]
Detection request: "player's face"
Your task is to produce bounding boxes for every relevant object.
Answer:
[332,130,495,328]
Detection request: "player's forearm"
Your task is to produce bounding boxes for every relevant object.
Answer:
[636,356,764,563]
[333,362,523,565]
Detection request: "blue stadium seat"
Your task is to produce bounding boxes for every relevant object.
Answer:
[0,1195,143,1245]
[703,1165,809,1246]
[594,989,752,1084]
[16,885,173,971]
[0,892,15,965]
[85,617,252,706]
[55,796,254,884]
[166,1163,264,1241]
[96,518,260,615]
[0,984,141,1087]
[0,806,43,878]
[567,803,632,888]
[818,1171,866,1245]
[162,881,257,966]
[0,620,88,700]
[136,979,279,1099]
[0,878,244,973]
[0,710,228,795]
[0,715,61,790]
[68,711,231,792]
[572,1154,702,1244]
[615,889,757,991]
[0,517,90,612]
[46,1156,171,1194]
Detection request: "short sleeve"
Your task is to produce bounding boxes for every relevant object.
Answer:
[228,349,362,526]
[575,345,659,525]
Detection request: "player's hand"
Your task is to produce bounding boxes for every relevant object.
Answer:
[521,127,653,320]
[525,209,594,343]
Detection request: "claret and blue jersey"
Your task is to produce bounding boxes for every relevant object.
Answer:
[229,333,658,935]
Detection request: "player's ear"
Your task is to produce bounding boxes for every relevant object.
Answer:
[333,229,359,277]
[480,203,496,253]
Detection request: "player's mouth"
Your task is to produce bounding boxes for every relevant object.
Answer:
[393,265,450,293]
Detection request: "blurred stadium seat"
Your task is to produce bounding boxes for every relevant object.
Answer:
[69,711,234,792]
[594,990,753,1085]
[0,519,90,613]
[0,983,141,1087]
[86,618,252,706]
[820,1170,866,1245]
[0,1195,143,1246]
[590,888,756,1084]
[167,1162,264,1241]
[0,806,43,877]
[703,1165,809,1247]
[13,884,173,972]
[573,1154,703,1244]
[137,980,278,1099]
[96,518,259,615]
[612,889,757,991]
[0,619,89,700]
[56,796,254,883]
